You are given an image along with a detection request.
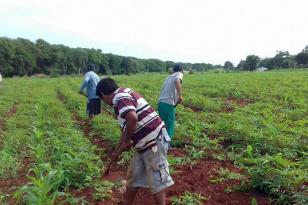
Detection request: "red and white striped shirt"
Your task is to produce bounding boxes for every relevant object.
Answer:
[112,88,164,151]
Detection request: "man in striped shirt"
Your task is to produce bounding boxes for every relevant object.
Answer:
[96,78,173,205]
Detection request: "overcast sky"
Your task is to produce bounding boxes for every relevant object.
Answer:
[0,0,307,65]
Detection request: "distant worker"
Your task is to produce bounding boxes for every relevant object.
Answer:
[0,73,2,84]
[158,64,184,142]
[96,78,174,205]
[79,63,101,120]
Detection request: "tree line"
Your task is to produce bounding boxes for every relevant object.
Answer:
[224,46,308,71]
[1,37,307,77]
[0,37,218,77]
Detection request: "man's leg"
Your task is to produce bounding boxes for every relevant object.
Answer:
[144,140,174,205]
[166,106,175,139]
[87,98,97,122]
[158,102,175,139]
[158,102,167,122]
[153,190,166,205]
[124,153,146,205]
[88,114,94,121]
[123,187,139,205]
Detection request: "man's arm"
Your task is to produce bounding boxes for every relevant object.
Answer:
[114,128,124,152]
[79,74,90,93]
[112,110,138,158]
[175,79,183,103]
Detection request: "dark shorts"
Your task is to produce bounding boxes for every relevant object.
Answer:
[87,98,101,116]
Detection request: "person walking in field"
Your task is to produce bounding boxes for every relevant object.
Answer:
[96,78,173,205]
[0,73,2,84]
[79,63,101,120]
[158,64,184,142]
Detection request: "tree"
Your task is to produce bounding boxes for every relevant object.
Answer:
[245,55,260,71]
[107,54,123,74]
[0,38,15,76]
[295,52,308,66]
[224,61,233,70]
[259,58,274,69]
[73,49,88,74]
[144,59,166,72]
[281,59,296,68]
[272,51,290,68]
[192,63,212,72]
[166,61,175,72]
[237,60,246,71]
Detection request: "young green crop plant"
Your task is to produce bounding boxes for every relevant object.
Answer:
[171,191,207,205]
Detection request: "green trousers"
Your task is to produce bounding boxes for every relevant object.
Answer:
[158,102,175,139]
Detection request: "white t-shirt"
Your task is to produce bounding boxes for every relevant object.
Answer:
[0,73,2,82]
[158,72,183,106]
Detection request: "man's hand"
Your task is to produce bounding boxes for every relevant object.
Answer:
[178,95,183,103]
[175,79,183,105]
[112,142,132,160]
[79,91,87,97]
[105,151,120,175]
[110,151,120,162]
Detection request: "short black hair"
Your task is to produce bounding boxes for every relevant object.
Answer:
[96,77,119,97]
[173,64,184,72]
[87,63,96,71]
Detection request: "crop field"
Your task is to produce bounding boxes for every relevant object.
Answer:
[0,70,307,205]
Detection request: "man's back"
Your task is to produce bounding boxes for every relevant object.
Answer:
[112,87,166,152]
[82,71,100,99]
[158,72,183,106]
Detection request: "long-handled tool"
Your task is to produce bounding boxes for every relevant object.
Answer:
[104,160,113,176]
[104,151,119,176]
[79,91,88,98]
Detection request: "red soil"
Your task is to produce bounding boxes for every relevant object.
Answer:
[0,177,28,204]
[0,103,31,204]
[59,93,270,205]
[223,97,253,113]
[0,103,18,131]
[185,105,203,113]
[168,148,187,158]
[166,159,269,205]
[93,157,270,205]
[0,156,33,205]
[71,152,270,205]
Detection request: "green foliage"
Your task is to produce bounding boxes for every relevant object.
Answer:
[0,79,103,204]
[251,197,258,205]
[210,168,245,183]
[171,191,207,205]
[224,61,234,70]
[1,71,307,205]
[14,164,65,205]
[0,192,9,205]
[0,37,219,77]
[92,180,114,201]
[245,55,260,71]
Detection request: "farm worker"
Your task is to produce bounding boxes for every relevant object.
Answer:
[96,78,173,205]
[79,63,101,120]
[158,64,184,141]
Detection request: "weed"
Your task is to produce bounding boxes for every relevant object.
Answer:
[171,191,207,205]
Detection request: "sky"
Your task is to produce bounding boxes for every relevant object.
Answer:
[0,0,308,65]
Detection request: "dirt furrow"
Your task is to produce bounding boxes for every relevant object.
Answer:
[0,103,18,132]
[57,93,270,205]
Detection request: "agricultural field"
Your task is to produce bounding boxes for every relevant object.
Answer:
[0,70,307,205]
